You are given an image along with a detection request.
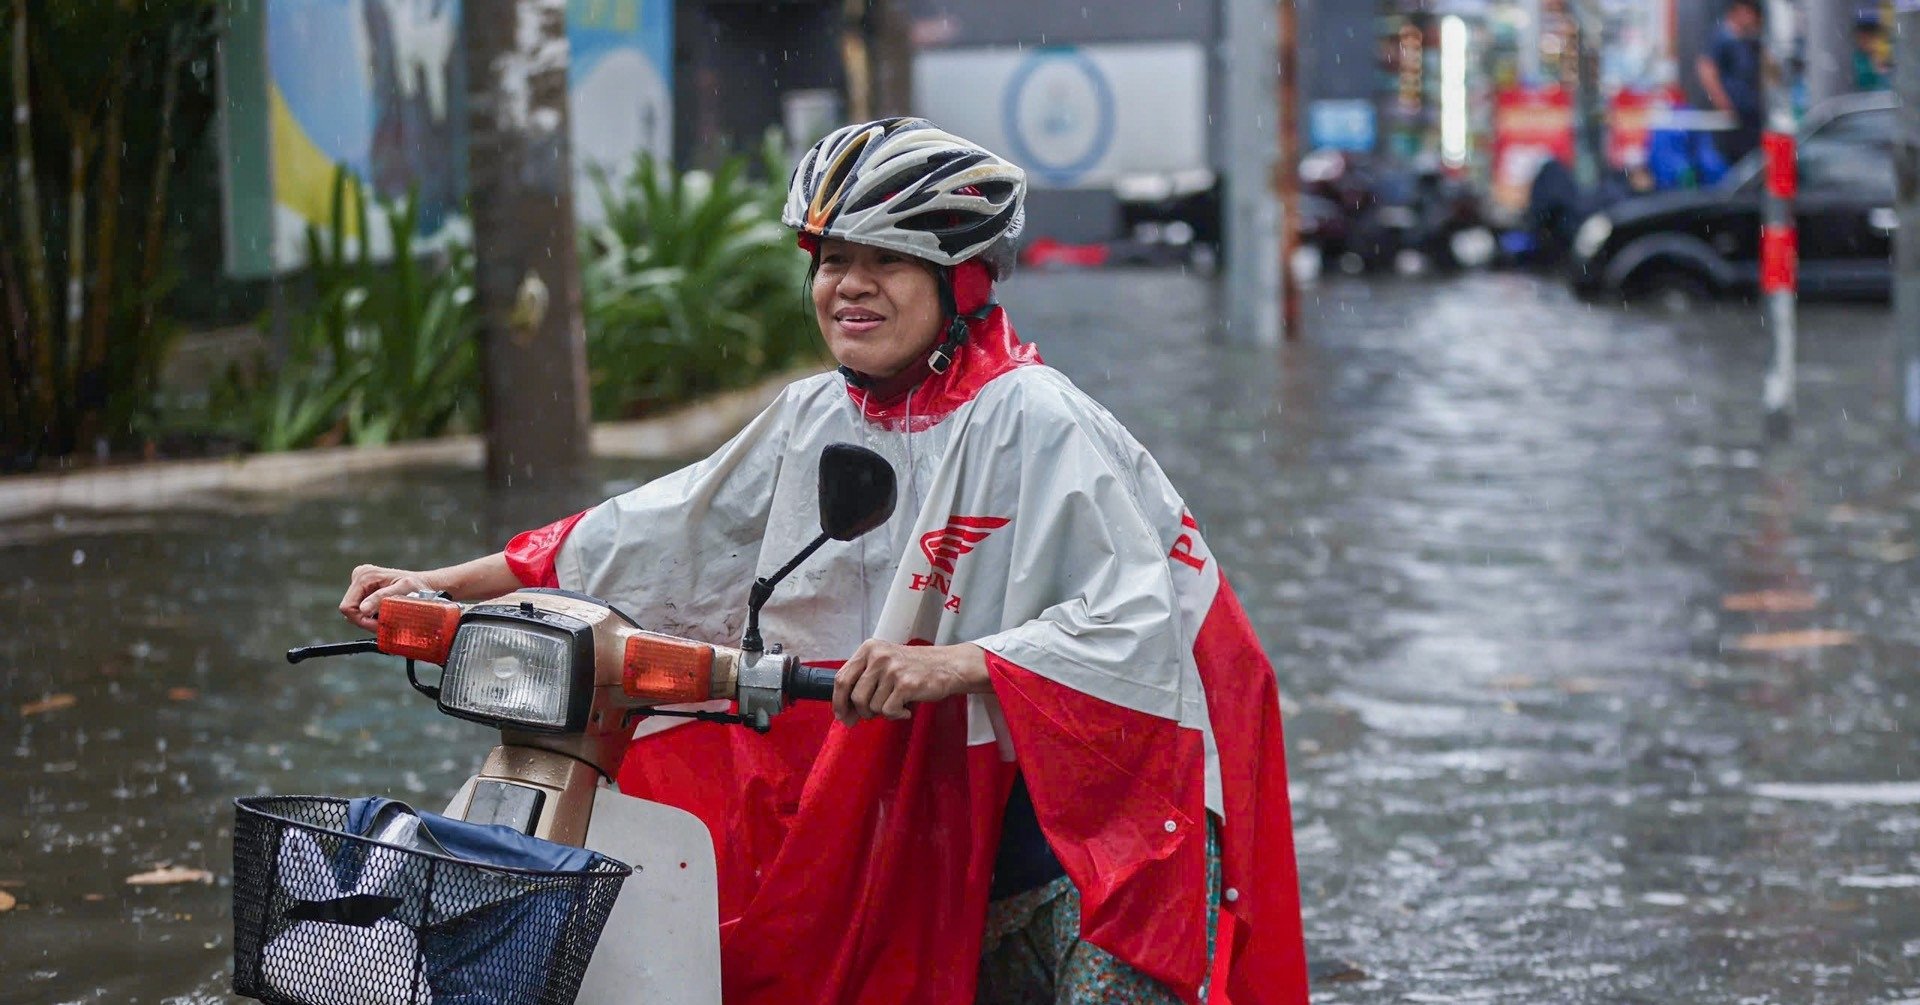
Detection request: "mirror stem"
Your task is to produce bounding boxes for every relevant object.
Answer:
[742,531,830,657]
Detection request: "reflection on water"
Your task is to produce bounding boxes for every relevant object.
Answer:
[1,464,671,1003]
[5,272,1920,1002]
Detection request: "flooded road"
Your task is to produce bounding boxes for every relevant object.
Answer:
[6,271,1920,1002]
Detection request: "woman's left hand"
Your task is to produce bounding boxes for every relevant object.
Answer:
[833,641,991,725]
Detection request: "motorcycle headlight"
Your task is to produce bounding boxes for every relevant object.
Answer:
[438,613,592,732]
[1573,214,1612,260]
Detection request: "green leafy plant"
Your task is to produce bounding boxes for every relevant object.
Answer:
[580,144,819,419]
[215,168,477,451]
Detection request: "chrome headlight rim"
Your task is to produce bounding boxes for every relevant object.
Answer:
[1573,214,1613,260]
[436,608,595,733]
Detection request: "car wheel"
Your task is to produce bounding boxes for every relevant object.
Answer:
[1626,268,1714,313]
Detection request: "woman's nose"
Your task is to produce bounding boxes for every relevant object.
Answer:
[837,264,878,295]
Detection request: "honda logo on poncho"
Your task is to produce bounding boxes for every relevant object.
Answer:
[919,516,1010,573]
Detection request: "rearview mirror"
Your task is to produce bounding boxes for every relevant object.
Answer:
[818,443,897,541]
[739,443,899,667]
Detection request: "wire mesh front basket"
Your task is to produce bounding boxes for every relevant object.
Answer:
[233,795,631,1005]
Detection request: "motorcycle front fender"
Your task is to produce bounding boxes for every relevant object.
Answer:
[438,780,724,1004]
[576,787,723,1005]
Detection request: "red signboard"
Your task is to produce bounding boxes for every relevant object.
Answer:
[1491,85,1575,212]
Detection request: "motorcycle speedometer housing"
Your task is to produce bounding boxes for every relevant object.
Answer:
[438,606,595,732]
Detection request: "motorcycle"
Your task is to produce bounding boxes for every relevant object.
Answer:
[1299,148,1494,274]
[230,442,900,1005]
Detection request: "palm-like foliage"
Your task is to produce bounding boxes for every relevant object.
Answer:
[580,144,818,419]
[215,169,477,451]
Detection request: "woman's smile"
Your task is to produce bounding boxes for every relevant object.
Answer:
[832,305,887,336]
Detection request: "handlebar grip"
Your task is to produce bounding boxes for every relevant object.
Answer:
[783,664,839,702]
[287,640,382,664]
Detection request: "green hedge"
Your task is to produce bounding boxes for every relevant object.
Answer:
[582,137,819,420]
[208,142,820,453]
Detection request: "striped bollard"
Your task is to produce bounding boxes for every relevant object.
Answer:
[1759,0,1798,441]
[1760,129,1797,440]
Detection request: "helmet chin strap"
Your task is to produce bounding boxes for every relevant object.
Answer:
[926,297,997,374]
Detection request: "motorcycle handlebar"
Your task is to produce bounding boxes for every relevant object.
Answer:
[782,663,838,702]
[287,640,382,664]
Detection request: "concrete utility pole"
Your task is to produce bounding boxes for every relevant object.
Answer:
[1277,0,1301,341]
[1802,0,1854,107]
[1760,0,1800,439]
[1223,0,1280,345]
[464,0,592,486]
[1569,0,1606,190]
[1896,4,1920,436]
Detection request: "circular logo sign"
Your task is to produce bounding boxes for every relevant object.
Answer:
[1001,48,1115,186]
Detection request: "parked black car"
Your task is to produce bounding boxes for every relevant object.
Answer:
[1569,92,1896,307]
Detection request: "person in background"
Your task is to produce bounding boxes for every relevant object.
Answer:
[1696,0,1764,165]
[1853,17,1889,92]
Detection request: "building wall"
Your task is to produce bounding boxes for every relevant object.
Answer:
[909,0,1222,244]
[674,0,845,170]
[908,0,1215,46]
[1302,0,1379,107]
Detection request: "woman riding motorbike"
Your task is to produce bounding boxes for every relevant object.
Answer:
[340,118,1307,1005]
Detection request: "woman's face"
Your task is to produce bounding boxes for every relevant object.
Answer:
[812,238,944,379]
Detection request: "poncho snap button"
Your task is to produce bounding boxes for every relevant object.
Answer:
[1225,887,1240,903]
[1163,820,1177,833]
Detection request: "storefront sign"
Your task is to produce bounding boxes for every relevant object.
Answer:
[1490,85,1573,213]
[1309,100,1378,153]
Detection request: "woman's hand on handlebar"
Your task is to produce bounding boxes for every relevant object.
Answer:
[339,565,441,632]
[339,553,522,632]
[832,641,991,726]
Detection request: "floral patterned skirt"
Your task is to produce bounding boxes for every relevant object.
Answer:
[975,821,1222,1005]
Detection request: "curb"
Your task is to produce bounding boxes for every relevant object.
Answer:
[0,372,803,521]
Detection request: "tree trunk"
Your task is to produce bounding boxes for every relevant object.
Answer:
[867,0,912,118]
[63,119,93,449]
[463,0,590,486]
[84,72,126,403]
[136,22,188,352]
[840,0,871,122]
[10,0,53,424]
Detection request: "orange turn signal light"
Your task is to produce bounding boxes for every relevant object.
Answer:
[622,634,714,703]
[376,596,462,664]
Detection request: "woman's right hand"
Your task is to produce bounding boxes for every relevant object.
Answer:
[339,565,440,633]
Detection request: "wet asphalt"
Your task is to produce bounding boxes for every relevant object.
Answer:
[5,269,1920,1003]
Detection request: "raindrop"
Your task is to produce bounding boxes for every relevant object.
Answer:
[71,549,85,566]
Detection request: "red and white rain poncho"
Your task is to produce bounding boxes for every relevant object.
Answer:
[505,262,1308,1005]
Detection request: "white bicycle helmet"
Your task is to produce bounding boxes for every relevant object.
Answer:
[783,117,1026,269]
